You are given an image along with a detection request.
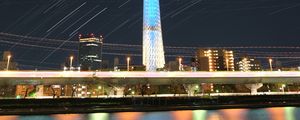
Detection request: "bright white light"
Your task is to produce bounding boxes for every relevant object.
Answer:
[63,67,67,71]
[52,85,60,88]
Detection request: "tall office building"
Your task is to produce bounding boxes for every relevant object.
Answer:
[143,0,165,71]
[196,49,235,71]
[79,34,103,71]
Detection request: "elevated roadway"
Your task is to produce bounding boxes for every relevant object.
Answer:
[0,71,300,85]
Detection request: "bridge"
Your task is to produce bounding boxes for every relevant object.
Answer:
[1,71,299,96]
[0,71,299,85]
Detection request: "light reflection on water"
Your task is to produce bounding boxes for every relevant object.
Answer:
[1,107,299,120]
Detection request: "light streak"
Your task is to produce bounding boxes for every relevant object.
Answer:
[118,0,131,8]
[42,0,64,14]
[171,0,202,18]
[61,5,99,33]
[39,34,77,64]
[269,3,300,15]
[46,2,86,32]
[69,8,108,36]
[105,19,130,38]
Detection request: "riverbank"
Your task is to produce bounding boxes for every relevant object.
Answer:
[1,94,300,115]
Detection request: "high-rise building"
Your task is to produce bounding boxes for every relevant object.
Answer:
[196,49,235,71]
[236,56,261,71]
[143,0,165,71]
[79,34,103,71]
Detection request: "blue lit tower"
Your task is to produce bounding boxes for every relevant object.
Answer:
[143,0,165,71]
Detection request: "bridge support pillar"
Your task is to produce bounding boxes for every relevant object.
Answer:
[183,84,198,96]
[107,86,125,97]
[245,83,263,94]
[36,85,44,97]
[114,87,125,97]
[106,87,115,96]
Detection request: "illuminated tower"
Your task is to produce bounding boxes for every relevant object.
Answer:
[143,0,165,71]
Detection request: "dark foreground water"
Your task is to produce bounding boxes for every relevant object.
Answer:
[0,107,299,120]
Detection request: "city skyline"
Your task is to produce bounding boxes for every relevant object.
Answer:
[0,0,300,69]
[1,1,300,117]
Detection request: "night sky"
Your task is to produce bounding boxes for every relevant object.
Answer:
[0,0,300,69]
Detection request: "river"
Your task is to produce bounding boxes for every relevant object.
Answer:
[0,107,298,120]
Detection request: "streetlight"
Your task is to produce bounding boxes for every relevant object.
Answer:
[97,86,102,98]
[70,56,74,70]
[127,57,130,71]
[225,58,229,71]
[6,55,11,70]
[268,58,273,71]
[178,57,182,71]
[63,66,67,71]
[282,84,286,93]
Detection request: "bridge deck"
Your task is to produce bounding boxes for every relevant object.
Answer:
[0,71,299,85]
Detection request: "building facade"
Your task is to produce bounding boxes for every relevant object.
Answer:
[143,0,165,71]
[79,34,103,71]
[236,57,261,71]
[196,49,235,71]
